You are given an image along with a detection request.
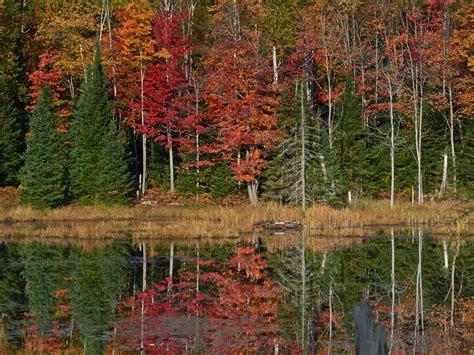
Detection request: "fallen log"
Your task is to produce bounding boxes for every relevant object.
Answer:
[254,220,303,234]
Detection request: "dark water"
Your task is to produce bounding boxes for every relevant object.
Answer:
[0,230,472,354]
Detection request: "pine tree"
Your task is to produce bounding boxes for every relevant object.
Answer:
[97,123,133,204]
[19,87,65,208]
[0,1,27,186]
[281,79,317,210]
[70,45,132,204]
[0,97,23,186]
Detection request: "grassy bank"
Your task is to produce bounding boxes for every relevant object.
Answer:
[0,200,472,239]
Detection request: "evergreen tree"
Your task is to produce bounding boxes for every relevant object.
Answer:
[70,45,132,204]
[97,123,133,204]
[0,97,23,186]
[0,0,27,186]
[312,132,345,207]
[282,79,317,210]
[336,86,371,194]
[458,119,474,198]
[19,243,64,330]
[19,87,65,208]
[262,88,297,203]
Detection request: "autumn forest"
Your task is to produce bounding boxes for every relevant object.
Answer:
[0,0,473,208]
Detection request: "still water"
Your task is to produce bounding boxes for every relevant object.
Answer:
[0,230,472,354]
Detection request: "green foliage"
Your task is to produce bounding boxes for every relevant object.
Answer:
[272,235,318,351]
[209,163,238,198]
[97,122,133,204]
[0,1,26,186]
[0,244,25,323]
[458,119,474,197]
[69,241,130,352]
[70,45,132,204]
[0,99,23,186]
[19,87,66,208]
[19,243,65,330]
[336,87,371,194]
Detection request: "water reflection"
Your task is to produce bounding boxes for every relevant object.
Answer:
[0,231,472,354]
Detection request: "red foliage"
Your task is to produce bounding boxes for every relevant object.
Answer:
[117,246,282,353]
[203,32,280,184]
[141,10,190,148]
[27,51,65,111]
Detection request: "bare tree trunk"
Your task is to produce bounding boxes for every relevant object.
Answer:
[450,239,460,328]
[196,243,200,294]
[168,129,175,193]
[142,242,147,291]
[247,181,259,207]
[448,85,457,193]
[328,281,333,355]
[168,242,174,298]
[439,153,448,197]
[387,76,396,208]
[140,56,147,196]
[389,229,396,353]
[272,45,279,88]
[301,232,306,351]
[301,80,306,212]
[417,83,424,204]
[443,239,449,269]
[140,243,146,354]
[321,18,334,150]
[194,81,200,189]
[414,229,424,354]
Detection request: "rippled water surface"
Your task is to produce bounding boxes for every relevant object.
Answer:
[0,228,472,354]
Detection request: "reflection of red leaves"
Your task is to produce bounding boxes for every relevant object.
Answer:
[55,288,69,299]
[117,246,282,353]
[228,246,268,280]
[58,304,71,315]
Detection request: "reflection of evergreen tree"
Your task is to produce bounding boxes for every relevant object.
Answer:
[69,241,130,354]
[0,243,25,348]
[272,233,318,351]
[19,243,64,330]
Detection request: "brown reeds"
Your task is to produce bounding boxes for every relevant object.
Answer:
[0,200,472,239]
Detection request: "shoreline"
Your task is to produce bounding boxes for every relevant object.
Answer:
[0,200,472,239]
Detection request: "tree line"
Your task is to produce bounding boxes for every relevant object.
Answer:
[0,0,472,208]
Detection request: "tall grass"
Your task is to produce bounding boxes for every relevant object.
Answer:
[0,200,471,239]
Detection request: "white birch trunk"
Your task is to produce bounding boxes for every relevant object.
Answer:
[387,76,396,208]
[389,229,396,353]
[443,239,449,269]
[450,239,460,328]
[272,45,279,88]
[301,81,306,212]
[328,281,333,355]
[140,56,147,196]
[168,130,175,193]
[168,242,174,298]
[439,153,448,197]
[448,85,457,192]
[301,232,306,350]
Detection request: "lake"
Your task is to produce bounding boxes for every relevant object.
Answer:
[0,228,472,354]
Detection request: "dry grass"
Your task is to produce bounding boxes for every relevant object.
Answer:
[0,200,472,239]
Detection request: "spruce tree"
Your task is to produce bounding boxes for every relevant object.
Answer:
[0,3,27,186]
[19,87,65,208]
[70,45,132,204]
[0,98,23,186]
[97,123,133,204]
